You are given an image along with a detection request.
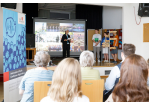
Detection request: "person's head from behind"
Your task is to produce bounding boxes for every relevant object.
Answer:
[95,29,99,34]
[104,32,108,37]
[80,50,94,67]
[48,58,82,102]
[112,54,149,102]
[121,43,136,61]
[34,51,50,67]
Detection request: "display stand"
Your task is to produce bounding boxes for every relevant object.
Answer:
[102,31,117,64]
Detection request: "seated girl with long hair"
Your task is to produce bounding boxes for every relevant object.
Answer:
[106,54,149,102]
[40,58,89,102]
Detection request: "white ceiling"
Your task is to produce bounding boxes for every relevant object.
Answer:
[38,3,77,13]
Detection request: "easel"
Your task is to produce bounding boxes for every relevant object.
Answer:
[102,31,117,64]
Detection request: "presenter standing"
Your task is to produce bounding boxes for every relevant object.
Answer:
[101,32,109,62]
[92,29,101,62]
[61,30,71,58]
[111,32,119,63]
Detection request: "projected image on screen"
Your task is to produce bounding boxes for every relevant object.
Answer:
[35,22,85,52]
[73,24,84,32]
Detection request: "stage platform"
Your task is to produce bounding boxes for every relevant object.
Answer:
[27,59,121,77]
[93,61,120,67]
[51,57,121,67]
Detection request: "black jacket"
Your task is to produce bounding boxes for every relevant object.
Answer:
[61,34,70,45]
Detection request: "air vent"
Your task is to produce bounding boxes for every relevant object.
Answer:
[105,70,111,75]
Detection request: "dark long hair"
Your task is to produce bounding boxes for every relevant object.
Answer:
[112,54,149,102]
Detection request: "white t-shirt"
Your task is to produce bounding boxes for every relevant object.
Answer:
[92,34,101,47]
[40,95,90,102]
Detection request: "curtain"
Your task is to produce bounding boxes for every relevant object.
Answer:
[76,4,103,29]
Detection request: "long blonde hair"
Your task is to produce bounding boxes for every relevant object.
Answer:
[48,58,83,102]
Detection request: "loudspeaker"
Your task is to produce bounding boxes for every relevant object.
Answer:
[138,3,149,17]
[26,34,35,48]
[1,3,17,9]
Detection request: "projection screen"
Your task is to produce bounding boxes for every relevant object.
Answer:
[33,18,86,57]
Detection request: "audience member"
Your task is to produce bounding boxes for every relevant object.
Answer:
[103,43,136,101]
[106,54,149,102]
[79,51,101,80]
[147,59,149,86]
[40,58,89,102]
[19,51,54,102]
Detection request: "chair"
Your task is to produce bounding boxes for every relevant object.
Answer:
[34,81,52,102]
[34,80,104,102]
[81,79,104,102]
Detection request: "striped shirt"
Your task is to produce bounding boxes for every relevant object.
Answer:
[19,69,54,102]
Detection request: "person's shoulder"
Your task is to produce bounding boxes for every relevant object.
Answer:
[81,95,90,102]
[110,65,120,77]
[111,65,119,73]
[26,69,35,73]
[74,95,89,102]
[113,65,119,69]
[47,70,54,74]
[40,96,53,102]
[92,68,99,72]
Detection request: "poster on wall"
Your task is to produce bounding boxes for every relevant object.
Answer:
[3,8,26,102]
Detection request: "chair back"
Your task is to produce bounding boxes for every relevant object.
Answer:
[81,79,104,102]
[34,81,52,102]
[34,79,104,102]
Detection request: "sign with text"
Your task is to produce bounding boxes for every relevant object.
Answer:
[3,8,26,102]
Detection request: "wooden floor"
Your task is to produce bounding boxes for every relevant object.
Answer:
[0,82,3,102]
[93,61,120,67]
[51,57,121,67]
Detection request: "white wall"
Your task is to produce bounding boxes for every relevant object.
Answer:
[0,3,22,74]
[103,6,122,29]
[123,3,149,61]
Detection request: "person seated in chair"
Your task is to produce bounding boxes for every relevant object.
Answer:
[106,54,149,102]
[19,51,54,102]
[147,59,149,87]
[79,50,101,80]
[40,58,89,102]
[103,44,136,102]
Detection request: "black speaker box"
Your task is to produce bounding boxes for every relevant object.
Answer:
[26,34,35,48]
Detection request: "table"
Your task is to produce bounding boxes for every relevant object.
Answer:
[26,48,36,65]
